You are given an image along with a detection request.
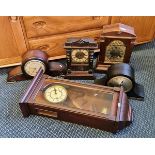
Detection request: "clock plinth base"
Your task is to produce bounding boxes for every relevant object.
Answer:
[95,64,111,73]
[65,71,95,80]
[7,66,30,83]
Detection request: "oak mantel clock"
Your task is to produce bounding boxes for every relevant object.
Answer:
[19,69,132,133]
[96,23,136,72]
[64,38,98,80]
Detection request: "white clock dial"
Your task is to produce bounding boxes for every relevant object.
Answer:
[44,85,68,103]
[24,60,46,76]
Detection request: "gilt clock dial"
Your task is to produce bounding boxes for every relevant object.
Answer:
[71,49,89,63]
[104,40,126,63]
[44,85,68,103]
[107,76,133,92]
[24,60,46,77]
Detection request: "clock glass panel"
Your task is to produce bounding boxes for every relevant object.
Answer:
[43,83,113,115]
[24,60,46,76]
[104,40,126,63]
[71,49,89,63]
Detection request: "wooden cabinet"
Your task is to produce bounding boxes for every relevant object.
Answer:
[0,16,155,68]
[23,16,110,38]
[111,16,155,44]
[0,17,27,67]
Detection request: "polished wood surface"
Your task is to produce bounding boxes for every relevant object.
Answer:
[0,17,27,68]
[111,16,155,44]
[0,16,155,67]
[28,29,102,57]
[23,16,110,38]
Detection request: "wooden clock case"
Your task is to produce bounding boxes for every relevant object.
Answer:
[96,23,136,72]
[19,69,132,133]
[64,38,98,80]
[7,50,66,83]
[95,63,144,101]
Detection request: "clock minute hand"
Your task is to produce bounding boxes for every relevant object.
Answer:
[54,88,57,94]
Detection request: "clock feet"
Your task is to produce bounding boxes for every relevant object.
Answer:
[95,64,111,73]
[65,71,95,80]
[7,66,29,83]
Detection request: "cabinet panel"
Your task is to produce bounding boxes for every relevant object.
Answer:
[23,16,109,39]
[0,17,27,67]
[111,16,155,44]
[28,29,102,59]
[0,17,19,59]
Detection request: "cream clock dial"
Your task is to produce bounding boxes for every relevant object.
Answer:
[107,76,133,92]
[24,60,46,77]
[44,85,68,103]
[71,49,89,63]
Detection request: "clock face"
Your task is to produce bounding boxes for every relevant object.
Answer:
[44,85,68,103]
[71,49,89,63]
[107,76,133,92]
[104,40,126,63]
[24,60,46,77]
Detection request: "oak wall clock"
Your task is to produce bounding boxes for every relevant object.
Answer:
[19,69,132,133]
[96,23,136,72]
[64,38,98,79]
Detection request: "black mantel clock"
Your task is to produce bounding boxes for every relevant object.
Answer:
[64,38,98,80]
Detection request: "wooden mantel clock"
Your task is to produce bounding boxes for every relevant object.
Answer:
[7,50,66,83]
[96,23,136,72]
[64,38,98,80]
[19,68,132,133]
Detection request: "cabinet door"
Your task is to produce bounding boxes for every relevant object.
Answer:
[111,16,155,44]
[0,16,27,67]
[23,16,110,39]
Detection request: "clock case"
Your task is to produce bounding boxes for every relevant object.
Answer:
[96,23,136,73]
[64,38,98,80]
[19,69,132,133]
[95,63,144,101]
[7,50,66,83]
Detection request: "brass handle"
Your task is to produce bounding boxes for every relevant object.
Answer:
[33,21,46,29]
[38,44,50,51]
[9,16,19,22]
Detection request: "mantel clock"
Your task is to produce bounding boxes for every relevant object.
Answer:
[64,38,98,79]
[96,23,136,72]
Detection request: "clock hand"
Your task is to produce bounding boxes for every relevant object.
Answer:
[54,88,57,94]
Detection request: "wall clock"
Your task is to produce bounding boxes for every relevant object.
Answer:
[96,23,136,72]
[64,38,98,79]
[7,50,66,83]
[19,68,132,133]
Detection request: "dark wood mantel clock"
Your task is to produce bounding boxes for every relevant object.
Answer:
[96,23,136,72]
[7,50,66,83]
[19,68,132,133]
[64,38,98,80]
